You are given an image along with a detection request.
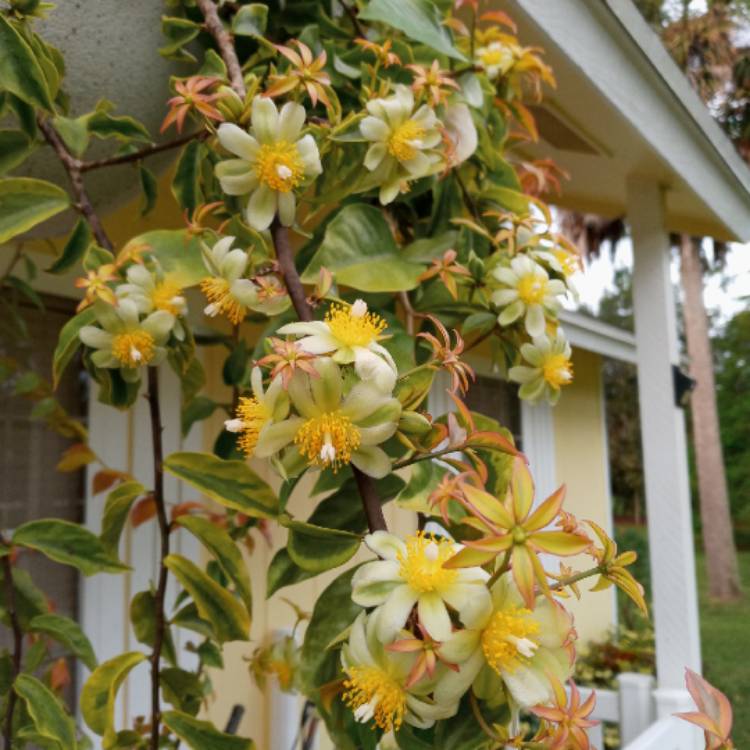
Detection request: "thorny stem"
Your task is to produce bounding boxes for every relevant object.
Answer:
[196,0,247,98]
[147,367,170,750]
[37,117,114,251]
[0,535,22,750]
[392,444,463,471]
[80,130,209,172]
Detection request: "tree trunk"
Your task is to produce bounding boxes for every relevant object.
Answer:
[679,234,741,600]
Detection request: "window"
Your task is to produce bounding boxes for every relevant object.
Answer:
[0,296,87,703]
[463,373,522,449]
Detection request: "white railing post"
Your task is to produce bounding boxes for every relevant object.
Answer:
[617,673,655,745]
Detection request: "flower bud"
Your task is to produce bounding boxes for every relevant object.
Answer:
[398,411,432,436]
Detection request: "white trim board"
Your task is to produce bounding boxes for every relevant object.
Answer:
[560,310,636,364]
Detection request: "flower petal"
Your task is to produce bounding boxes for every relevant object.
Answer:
[277,101,306,142]
[374,585,418,643]
[364,530,406,561]
[351,445,391,478]
[218,123,260,161]
[417,592,452,641]
[246,184,277,231]
[251,96,279,144]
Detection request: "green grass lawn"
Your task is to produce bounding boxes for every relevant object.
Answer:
[697,550,750,747]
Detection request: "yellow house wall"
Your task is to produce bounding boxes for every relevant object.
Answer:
[552,347,616,645]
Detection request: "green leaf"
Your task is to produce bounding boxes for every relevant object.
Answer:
[130,229,207,287]
[267,474,405,596]
[0,16,54,110]
[162,711,254,750]
[175,515,253,618]
[53,115,90,157]
[181,395,217,437]
[46,218,92,275]
[164,452,278,519]
[81,652,146,738]
[479,184,530,214]
[139,165,157,217]
[160,668,202,715]
[299,567,361,693]
[52,306,96,387]
[396,461,442,514]
[0,567,47,627]
[6,275,43,308]
[13,519,129,576]
[232,4,268,36]
[164,554,250,643]
[285,519,361,574]
[0,177,70,244]
[222,340,249,387]
[129,590,177,666]
[359,0,466,61]
[87,110,151,143]
[171,140,204,214]
[0,130,34,175]
[14,674,77,750]
[302,204,424,292]
[160,17,201,61]
[83,243,115,272]
[29,613,97,670]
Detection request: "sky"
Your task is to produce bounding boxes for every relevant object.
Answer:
[567,240,750,326]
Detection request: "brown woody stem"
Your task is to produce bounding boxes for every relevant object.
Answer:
[37,117,113,251]
[80,131,208,172]
[147,367,170,750]
[0,536,22,750]
[196,0,247,98]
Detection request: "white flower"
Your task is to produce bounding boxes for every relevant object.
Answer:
[115,264,187,340]
[352,530,491,644]
[341,612,458,733]
[277,299,397,392]
[475,40,516,79]
[509,330,573,405]
[79,299,174,382]
[491,255,567,337]
[200,236,259,325]
[215,97,322,231]
[256,358,401,479]
[225,367,291,458]
[360,84,443,204]
[433,574,575,710]
[442,102,478,166]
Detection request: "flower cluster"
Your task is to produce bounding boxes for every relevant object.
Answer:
[225,300,402,479]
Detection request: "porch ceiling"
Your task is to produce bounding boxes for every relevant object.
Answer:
[501,0,750,242]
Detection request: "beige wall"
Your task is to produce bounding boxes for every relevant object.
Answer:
[552,347,616,644]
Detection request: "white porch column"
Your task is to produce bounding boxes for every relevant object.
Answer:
[626,176,701,711]
[520,401,557,499]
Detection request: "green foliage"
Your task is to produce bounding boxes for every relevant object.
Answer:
[0,177,69,244]
[13,519,128,576]
[164,554,250,643]
[164,451,279,518]
[46,218,93,275]
[162,711,254,749]
[0,130,35,174]
[302,204,425,292]
[29,613,97,670]
[14,674,78,750]
[0,15,54,110]
[99,481,146,555]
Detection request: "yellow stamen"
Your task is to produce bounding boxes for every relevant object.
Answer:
[343,665,407,732]
[553,248,579,277]
[481,607,540,674]
[397,532,458,593]
[542,353,573,388]
[235,396,271,457]
[150,278,184,315]
[516,273,548,305]
[111,330,155,368]
[388,120,426,162]
[200,277,246,325]
[294,411,361,472]
[325,303,386,348]
[255,141,304,192]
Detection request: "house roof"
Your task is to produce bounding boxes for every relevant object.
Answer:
[507,0,750,241]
